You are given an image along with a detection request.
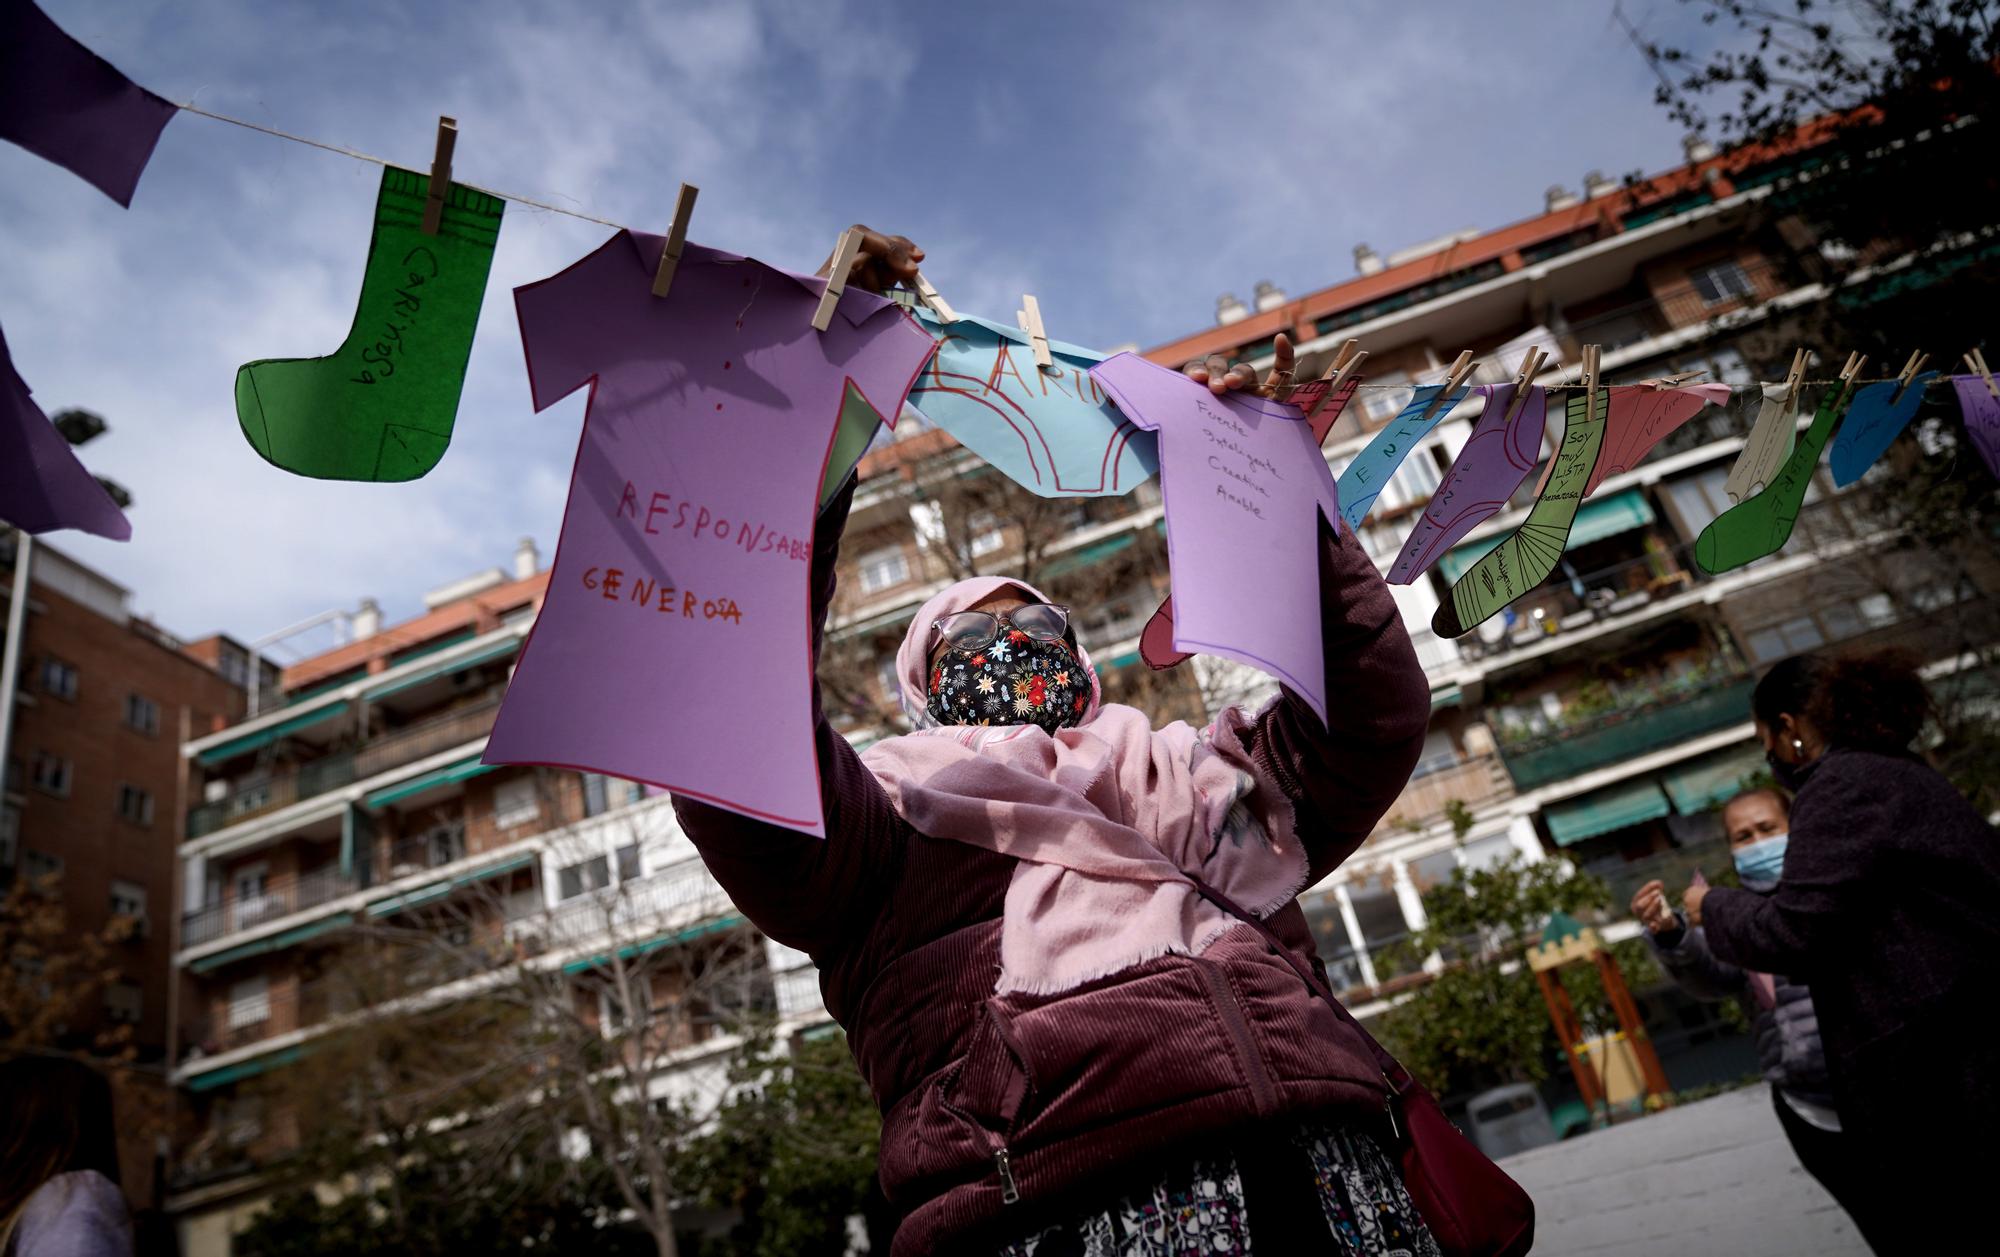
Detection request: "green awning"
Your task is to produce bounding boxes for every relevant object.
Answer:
[1436,490,1657,583]
[187,1046,307,1092]
[1660,745,1766,814]
[1431,684,1463,711]
[190,913,354,974]
[561,913,745,974]
[367,636,521,700]
[1041,533,1136,580]
[1545,779,1671,846]
[1101,650,1141,669]
[197,701,350,766]
[364,756,495,808]
[366,854,537,916]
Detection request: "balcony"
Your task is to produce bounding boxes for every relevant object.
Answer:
[533,857,736,954]
[1498,673,1756,792]
[188,693,503,839]
[181,865,359,948]
[1372,754,1512,839]
[185,976,335,1057]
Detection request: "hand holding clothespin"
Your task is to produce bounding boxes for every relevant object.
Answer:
[811,229,864,332]
[1502,347,1546,424]
[1965,348,1998,399]
[1018,296,1053,369]
[651,183,700,298]
[1298,339,1368,419]
[1891,349,1930,403]
[420,116,457,235]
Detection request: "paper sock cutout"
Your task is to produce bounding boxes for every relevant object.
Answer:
[1723,382,1801,504]
[905,309,1155,497]
[1951,375,2000,481]
[1336,383,1469,530]
[1138,375,1361,670]
[1826,373,1939,487]
[1693,381,1854,575]
[234,168,503,481]
[0,0,177,206]
[1092,353,1342,723]
[1432,388,1608,639]
[1388,383,1547,585]
[1583,382,1732,495]
[0,320,131,539]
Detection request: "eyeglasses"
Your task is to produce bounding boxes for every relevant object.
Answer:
[930,604,1072,655]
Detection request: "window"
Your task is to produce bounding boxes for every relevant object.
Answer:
[116,784,155,827]
[39,658,78,701]
[1689,260,1754,306]
[110,878,147,923]
[124,694,160,736]
[615,843,641,882]
[1360,375,1411,425]
[558,854,611,900]
[1409,848,1462,893]
[856,547,911,595]
[1409,730,1459,780]
[967,513,1006,558]
[494,776,541,829]
[29,752,72,798]
[876,654,902,701]
[227,975,270,1029]
[23,848,63,885]
[1662,466,1733,538]
[1745,615,1829,664]
[105,982,142,1025]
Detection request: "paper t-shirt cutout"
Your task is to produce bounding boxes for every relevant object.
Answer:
[1723,382,1801,504]
[234,168,504,481]
[1093,353,1340,723]
[1826,373,1939,487]
[1335,384,1469,530]
[0,0,177,206]
[1693,382,1854,575]
[1433,389,1608,639]
[1387,383,1547,585]
[1951,375,2000,482]
[1139,376,1362,671]
[488,233,935,836]
[906,309,1156,497]
[0,320,131,540]
[1583,382,1732,495]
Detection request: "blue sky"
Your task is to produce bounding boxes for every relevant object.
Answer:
[2,0,1715,650]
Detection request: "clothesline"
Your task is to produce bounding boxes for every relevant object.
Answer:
[176,103,1960,391]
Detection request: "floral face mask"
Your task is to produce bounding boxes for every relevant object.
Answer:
[926,628,1091,733]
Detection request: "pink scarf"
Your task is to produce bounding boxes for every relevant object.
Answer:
[859,576,1308,995]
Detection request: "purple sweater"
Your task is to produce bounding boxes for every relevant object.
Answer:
[674,482,1429,1254]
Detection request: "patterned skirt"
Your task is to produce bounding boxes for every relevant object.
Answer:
[992,1120,1442,1256]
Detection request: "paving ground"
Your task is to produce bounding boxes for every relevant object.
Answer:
[1497,1086,1871,1255]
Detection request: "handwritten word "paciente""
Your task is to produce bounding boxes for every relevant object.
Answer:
[583,568,744,624]
[615,481,811,563]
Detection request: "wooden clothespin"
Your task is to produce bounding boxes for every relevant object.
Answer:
[1651,369,1708,388]
[1418,350,1477,422]
[1502,347,1545,424]
[1303,341,1368,419]
[650,183,700,298]
[1018,295,1053,369]
[1837,351,1867,388]
[812,229,863,332]
[1964,348,1998,398]
[911,272,956,323]
[1580,344,1602,393]
[421,116,458,235]
[1779,348,1809,400]
[1891,349,1929,402]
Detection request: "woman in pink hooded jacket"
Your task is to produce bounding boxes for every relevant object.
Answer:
[674,230,1439,1255]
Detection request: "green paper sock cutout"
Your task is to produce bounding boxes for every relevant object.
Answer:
[819,381,886,508]
[1693,381,1852,575]
[235,167,503,481]
[1434,389,1608,638]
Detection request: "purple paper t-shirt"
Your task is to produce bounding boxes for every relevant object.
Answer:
[489,234,936,836]
[1091,352,1340,724]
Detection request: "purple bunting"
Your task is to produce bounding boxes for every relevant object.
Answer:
[0,0,177,206]
[1953,374,2000,481]
[0,320,131,540]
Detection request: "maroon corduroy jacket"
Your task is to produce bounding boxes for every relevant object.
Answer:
[674,480,1430,1254]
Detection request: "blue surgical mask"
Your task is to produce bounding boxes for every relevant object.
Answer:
[1732,833,1789,890]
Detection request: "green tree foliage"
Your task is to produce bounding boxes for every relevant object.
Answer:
[1375,857,1662,1098]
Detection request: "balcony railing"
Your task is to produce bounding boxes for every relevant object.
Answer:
[184,975,334,1056]
[1498,673,1756,791]
[181,864,360,948]
[187,693,503,838]
[537,857,736,953]
[1373,754,1511,839]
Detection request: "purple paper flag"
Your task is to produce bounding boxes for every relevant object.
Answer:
[486,234,935,837]
[1387,383,1548,585]
[1092,353,1340,724]
[1952,375,2000,481]
[0,320,131,540]
[1583,382,1732,496]
[0,0,177,206]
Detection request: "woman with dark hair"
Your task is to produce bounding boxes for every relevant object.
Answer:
[0,1055,131,1256]
[1682,649,1999,1247]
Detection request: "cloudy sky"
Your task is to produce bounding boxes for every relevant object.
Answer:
[3,0,1718,652]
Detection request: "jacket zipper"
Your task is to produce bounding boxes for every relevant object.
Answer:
[1382,1071,1403,1142]
[994,1147,1021,1204]
[1193,958,1279,1117]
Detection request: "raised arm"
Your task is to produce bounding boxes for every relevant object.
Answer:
[1247,515,1430,883]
